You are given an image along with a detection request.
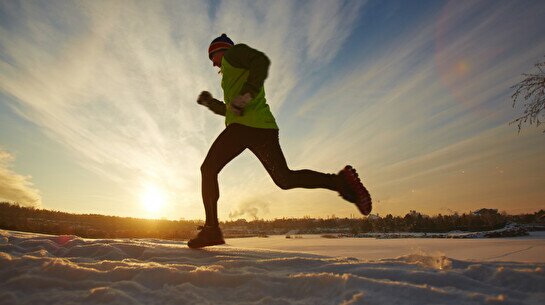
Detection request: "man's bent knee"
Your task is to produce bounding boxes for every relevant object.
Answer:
[272,174,294,190]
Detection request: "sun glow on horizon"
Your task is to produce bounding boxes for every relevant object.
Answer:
[140,183,167,216]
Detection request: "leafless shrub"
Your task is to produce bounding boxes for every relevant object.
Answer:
[511,56,545,133]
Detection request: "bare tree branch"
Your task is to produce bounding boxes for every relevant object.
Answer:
[510,56,545,133]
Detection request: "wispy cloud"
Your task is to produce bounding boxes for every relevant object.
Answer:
[212,0,366,112]
[1,0,543,219]
[277,0,545,215]
[0,149,41,207]
[0,1,218,214]
[0,1,365,218]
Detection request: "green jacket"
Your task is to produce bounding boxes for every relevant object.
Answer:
[220,44,278,129]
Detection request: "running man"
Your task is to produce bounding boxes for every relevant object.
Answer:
[189,34,372,248]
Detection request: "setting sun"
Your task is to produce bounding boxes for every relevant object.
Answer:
[140,184,167,214]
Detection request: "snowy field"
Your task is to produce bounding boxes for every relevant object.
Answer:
[229,232,545,263]
[1,230,544,305]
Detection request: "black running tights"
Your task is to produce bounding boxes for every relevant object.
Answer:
[200,123,339,226]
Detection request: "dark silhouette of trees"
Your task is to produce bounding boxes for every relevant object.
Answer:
[0,202,199,240]
[511,56,545,133]
[1,202,543,239]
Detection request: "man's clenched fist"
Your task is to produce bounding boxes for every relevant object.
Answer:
[197,91,213,107]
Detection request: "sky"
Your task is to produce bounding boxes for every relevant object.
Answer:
[0,0,544,221]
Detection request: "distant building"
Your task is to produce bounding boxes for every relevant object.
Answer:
[367,214,380,220]
[537,214,545,224]
[472,208,499,216]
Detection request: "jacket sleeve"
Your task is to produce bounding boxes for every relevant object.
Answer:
[208,98,226,116]
[224,44,270,98]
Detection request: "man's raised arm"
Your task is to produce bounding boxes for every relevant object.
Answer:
[197,91,226,116]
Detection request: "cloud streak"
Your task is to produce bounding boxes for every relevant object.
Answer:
[0,149,41,207]
[0,0,365,219]
[1,0,544,219]
[277,0,545,216]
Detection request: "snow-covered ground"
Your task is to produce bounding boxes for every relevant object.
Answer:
[1,230,544,305]
[229,232,545,263]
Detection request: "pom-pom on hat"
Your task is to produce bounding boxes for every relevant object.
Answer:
[208,33,234,59]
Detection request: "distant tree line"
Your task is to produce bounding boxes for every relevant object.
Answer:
[222,210,544,236]
[0,202,543,240]
[0,202,199,240]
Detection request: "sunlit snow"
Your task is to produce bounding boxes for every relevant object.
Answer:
[1,230,544,304]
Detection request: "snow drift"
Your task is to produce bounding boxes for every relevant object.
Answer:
[0,230,544,305]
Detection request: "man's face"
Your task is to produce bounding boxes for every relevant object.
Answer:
[211,51,225,68]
